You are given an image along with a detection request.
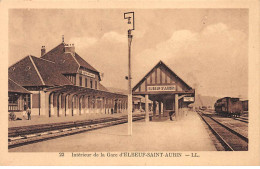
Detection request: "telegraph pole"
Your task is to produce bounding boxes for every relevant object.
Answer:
[124,12,134,135]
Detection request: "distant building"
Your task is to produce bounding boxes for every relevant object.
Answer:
[133,96,152,112]
[8,39,127,118]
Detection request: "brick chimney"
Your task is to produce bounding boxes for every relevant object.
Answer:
[41,46,46,56]
[64,44,75,54]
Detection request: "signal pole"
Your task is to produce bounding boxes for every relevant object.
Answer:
[124,12,134,135]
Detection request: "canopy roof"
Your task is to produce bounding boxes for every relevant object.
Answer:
[133,60,194,95]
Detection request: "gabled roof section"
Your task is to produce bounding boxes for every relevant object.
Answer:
[8,55,73,87]
[133,60,193,92]
[159,61,192,89]
[41,43,100,75]
[41,43,79,74]
[75,53,98,73]
[9,55,44,86]
[8,78,31,94]
[31,56,73,86]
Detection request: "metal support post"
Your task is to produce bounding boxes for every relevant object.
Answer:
[175,94,179,121]
[145,94,149,122]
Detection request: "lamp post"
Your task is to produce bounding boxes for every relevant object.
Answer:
[124,12,134,135]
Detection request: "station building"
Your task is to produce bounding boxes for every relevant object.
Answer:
[8,40,128,118]
[8,78,31,116]
[132,61,195,120]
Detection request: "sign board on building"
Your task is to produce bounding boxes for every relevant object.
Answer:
[183,97,194,102]
[147,85,176,92]
[78,70,95,78]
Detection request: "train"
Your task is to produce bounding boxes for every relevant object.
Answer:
[214,97,246,117]
[241,100,248,111]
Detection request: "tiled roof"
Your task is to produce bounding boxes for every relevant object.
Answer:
[41,43,99,74]
[74,53,98,73]
[41,43,79,74]
[8,78,31,94]
[9,56,44,86]
[8,55,72,87]
[9,42,102,88]
[31,56,73,86]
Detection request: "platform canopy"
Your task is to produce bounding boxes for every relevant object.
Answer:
[132,60,195,102]
[44,85,127,99]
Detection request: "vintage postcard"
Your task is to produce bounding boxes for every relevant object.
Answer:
[0,0,259,166]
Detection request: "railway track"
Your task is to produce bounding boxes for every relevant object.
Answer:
[198,111,248,151]
[201,109,249,124]
[232,117,248,123]
[8,114,150,149]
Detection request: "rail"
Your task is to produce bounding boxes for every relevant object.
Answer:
[8,114,152,149]
[232,116,248,123]
[197,111,248,151]
[197,112,234,151]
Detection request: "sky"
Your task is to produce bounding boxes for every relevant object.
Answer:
[8,9,248,99]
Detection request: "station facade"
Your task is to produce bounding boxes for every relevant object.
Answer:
[8,40,128,118]
[132,61,195,121]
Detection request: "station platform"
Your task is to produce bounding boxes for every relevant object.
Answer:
[10,110,216,152]
[8,111,143,128]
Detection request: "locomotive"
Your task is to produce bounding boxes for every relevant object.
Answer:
[241,100,248,111]
[214,97,243,117]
